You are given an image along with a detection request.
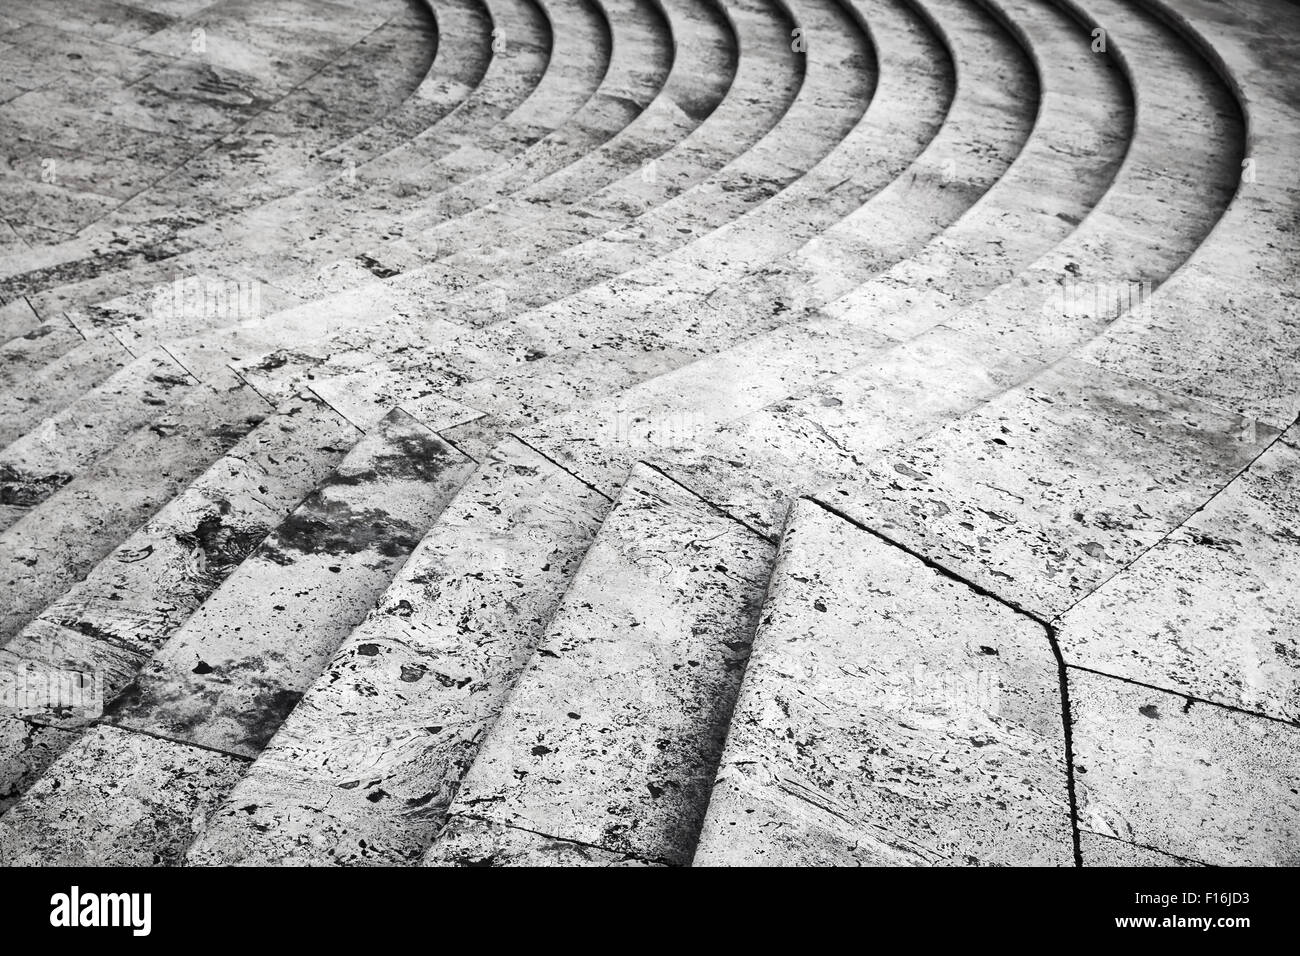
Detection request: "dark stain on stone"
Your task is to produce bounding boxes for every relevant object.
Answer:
[0,238,191,300]
[356,254,401,279]
[399,663,425,683]
[0,464,74,506]
[176,507,267,579]
[261,498,421,562]
[328,424,462,489]
[1138,704,1160,719]
[218,685,304,751]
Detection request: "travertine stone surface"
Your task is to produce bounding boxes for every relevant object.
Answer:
[425,815,658,867]
[0,376,267,644]
[695,500,1073,866]
[0,396,355,722]
[0,349,199,516]
[0,0,1296,870]
[1073,0,1300,428]
[0,0,430,265]
[0,725,243,866]
[817,359,1278,619]
[429,464,773,866]
[187,437,610,865]
[33,395,357,678]
[1069,669,1300,867]
[0,715,76,815]
[1058,427,1300,722]
[655,327,1047,538]
[1078,830,1203,868]
[104,409,474,756]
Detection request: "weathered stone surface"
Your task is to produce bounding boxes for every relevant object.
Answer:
[0,714,76,815]
[1078,830,1204,868]
[430,464,773,866]
[425,815,658,868]
[695,499,1073,866]
[0,348,200,516]
[0,725,244,866]
[32,394,357,679]
[187,437,610,865]
[818,359,1278,619]
[105,409,474,757]
[0,0,1296,872]
[0,375,267,644]
[1058,427,1300,722]
[1069,668,1300,866]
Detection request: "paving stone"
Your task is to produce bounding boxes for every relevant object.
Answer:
[1069,667,1300,866]
[1058,427,1300,722]
[817,358,1279,620]
[695,499,1074,866]
[1077,830,1204,867]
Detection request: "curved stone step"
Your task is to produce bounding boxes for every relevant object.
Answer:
[0,0,1289,870]
[1052,0,1300,868]
[218,0,926,433]
[187,436,610,864]
[645,0,1244,539]
[0,0,803,507]
[0,369,269,644]
[0,409,476,864]
[0,0,664,432]
[55,0,754,369]
[0,0,446,288]
[0,0,556,392]
[423,463,773,866]
[392,0,1258,868]
[171,0,808,404]
[184,0,1019,864]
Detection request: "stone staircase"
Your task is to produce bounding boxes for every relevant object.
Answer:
[0,0,1295,866]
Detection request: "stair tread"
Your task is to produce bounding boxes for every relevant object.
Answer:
[694,498,1073,866]
[429,463,773,866]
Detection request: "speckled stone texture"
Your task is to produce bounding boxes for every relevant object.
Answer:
[817,359,1278,620]
[1058,427,1300,723]
[186,437,610,865]
[0,0,1297,868]
[1069,669,1300,867]
[1077,830,1203,868]
[0,725,244,866]
[429,464,773,866]
[102,408,474,757]
[695,500,1074,866]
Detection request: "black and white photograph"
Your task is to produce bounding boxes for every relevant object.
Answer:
[0,0,1293,931]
